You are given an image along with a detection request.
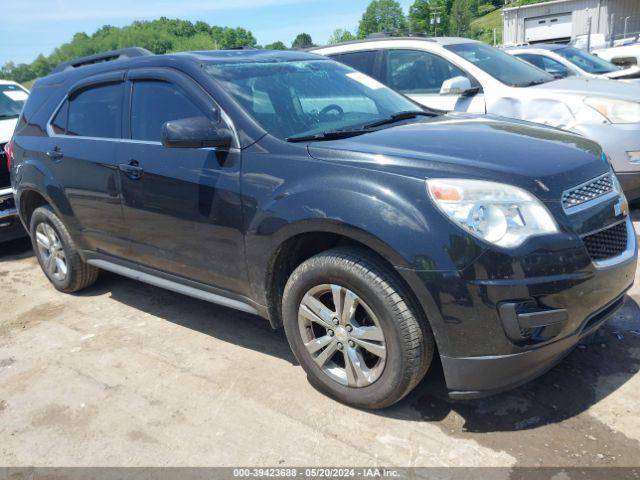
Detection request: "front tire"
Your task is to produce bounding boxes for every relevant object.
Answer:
[282,247,434,409]
[30,205,98,293]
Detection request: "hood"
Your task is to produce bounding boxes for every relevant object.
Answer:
[307,115,609,202]
[532,76,640,101]
[603,65,640,80]
[0,117,18,144]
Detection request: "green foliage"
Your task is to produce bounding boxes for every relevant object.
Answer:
[264,41,287,50]
[358,0,407,38]
[1,17,257,84]
[292,33,314,49]
[328,29,356,45]
[470,5,503,44]
[477,3,497,16]
[450,0,473,36]
[408,0,431,33]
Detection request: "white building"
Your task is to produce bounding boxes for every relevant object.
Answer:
[503,0,640,46]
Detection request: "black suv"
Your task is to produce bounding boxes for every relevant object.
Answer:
[8,47,637,408]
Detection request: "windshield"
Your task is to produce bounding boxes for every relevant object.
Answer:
[555,46,620,74]
[205,59,421,140]
[0,84,28,119]
[446,43,555,87]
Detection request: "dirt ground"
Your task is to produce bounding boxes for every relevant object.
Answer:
[1,224,640,468]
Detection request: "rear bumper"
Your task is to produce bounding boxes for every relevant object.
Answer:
[618,172,640,204]
[574,123,640,200]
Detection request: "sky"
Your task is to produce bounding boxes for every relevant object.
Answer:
[1,0,415,66]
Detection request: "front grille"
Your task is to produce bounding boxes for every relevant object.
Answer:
[583,221,628,261]
[562,173,614,210]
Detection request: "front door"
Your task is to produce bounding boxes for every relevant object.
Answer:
[383,49,486,114]
[119,69,247,295]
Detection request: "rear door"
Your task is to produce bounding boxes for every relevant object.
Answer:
[46,74,128,257]
[382,49,486,113]
[119,68,247,293]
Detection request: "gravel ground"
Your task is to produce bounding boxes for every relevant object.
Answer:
[1,224,640,468]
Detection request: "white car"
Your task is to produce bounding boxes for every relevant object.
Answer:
[312,37,640,200]
[0,79,29,241]
[506,44,640,83]
[572,34,640,69]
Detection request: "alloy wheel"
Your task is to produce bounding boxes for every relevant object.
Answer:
[35,222,68,282]
[297,284,387,387]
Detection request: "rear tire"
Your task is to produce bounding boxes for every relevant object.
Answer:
[282,247,434,409]
[30,205,98,293]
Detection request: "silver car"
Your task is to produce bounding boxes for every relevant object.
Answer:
[506,44,640,83]
[313,37,640,200]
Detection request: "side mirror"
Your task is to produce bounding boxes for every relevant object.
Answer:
[440,76,474,96]
[161,115,232,149]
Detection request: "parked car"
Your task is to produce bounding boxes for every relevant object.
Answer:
[0,79,28,242]
[571,34,640,69]
[9,48,636,408]
[506,44,640,83]
[312,37,640,201]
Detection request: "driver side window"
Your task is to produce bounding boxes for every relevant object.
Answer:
[130,80,205,142]
[386,50,470,94]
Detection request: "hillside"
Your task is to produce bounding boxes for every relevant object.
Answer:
[470,7,503,45]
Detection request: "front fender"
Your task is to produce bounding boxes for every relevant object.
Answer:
[242,153,485,309]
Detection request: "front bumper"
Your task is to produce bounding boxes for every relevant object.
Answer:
[397,214,637,399]
[0,188,26,242]
[574,123,640,200]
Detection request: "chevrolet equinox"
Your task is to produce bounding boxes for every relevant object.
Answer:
[8,47,637,408]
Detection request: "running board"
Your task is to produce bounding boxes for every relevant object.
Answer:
[87,259,259,315]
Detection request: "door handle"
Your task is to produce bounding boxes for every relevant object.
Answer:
[46,147,63,160]
[118,160,144,180]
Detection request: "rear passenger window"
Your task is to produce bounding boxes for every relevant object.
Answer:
[332,51,378,78]
[51,101,68,134]
[130,81,203,142]
[67,83,122,138]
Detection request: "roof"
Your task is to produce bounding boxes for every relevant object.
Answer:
[503,0,574,12]
[176,49,324,64]
[311,36,479,51]
[41,48,327,85]
[505,44,567,51]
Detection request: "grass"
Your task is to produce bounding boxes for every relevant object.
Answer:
[470,7,503,45]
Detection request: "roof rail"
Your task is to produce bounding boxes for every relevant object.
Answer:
[366,31,432,39]
[51,47,153,74]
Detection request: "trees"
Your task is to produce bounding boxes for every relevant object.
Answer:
[1,19,262,84]
[328,29,356,45]
[358,0,407,38]
[291,33,314,49]
[450,0,473,36]
[265,41,287,50]
[408,0,431,33]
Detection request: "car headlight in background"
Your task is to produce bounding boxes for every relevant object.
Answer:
[584,97,640,124]
[426,179,558,248]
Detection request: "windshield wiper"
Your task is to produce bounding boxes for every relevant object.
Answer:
[362,110,437,129]
[286,128,373,143]
[0,114,19,120]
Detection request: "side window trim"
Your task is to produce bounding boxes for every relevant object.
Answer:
[46,79,125,140]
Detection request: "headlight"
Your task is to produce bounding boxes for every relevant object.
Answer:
[426,179,558,248]
[584,97,640,124]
